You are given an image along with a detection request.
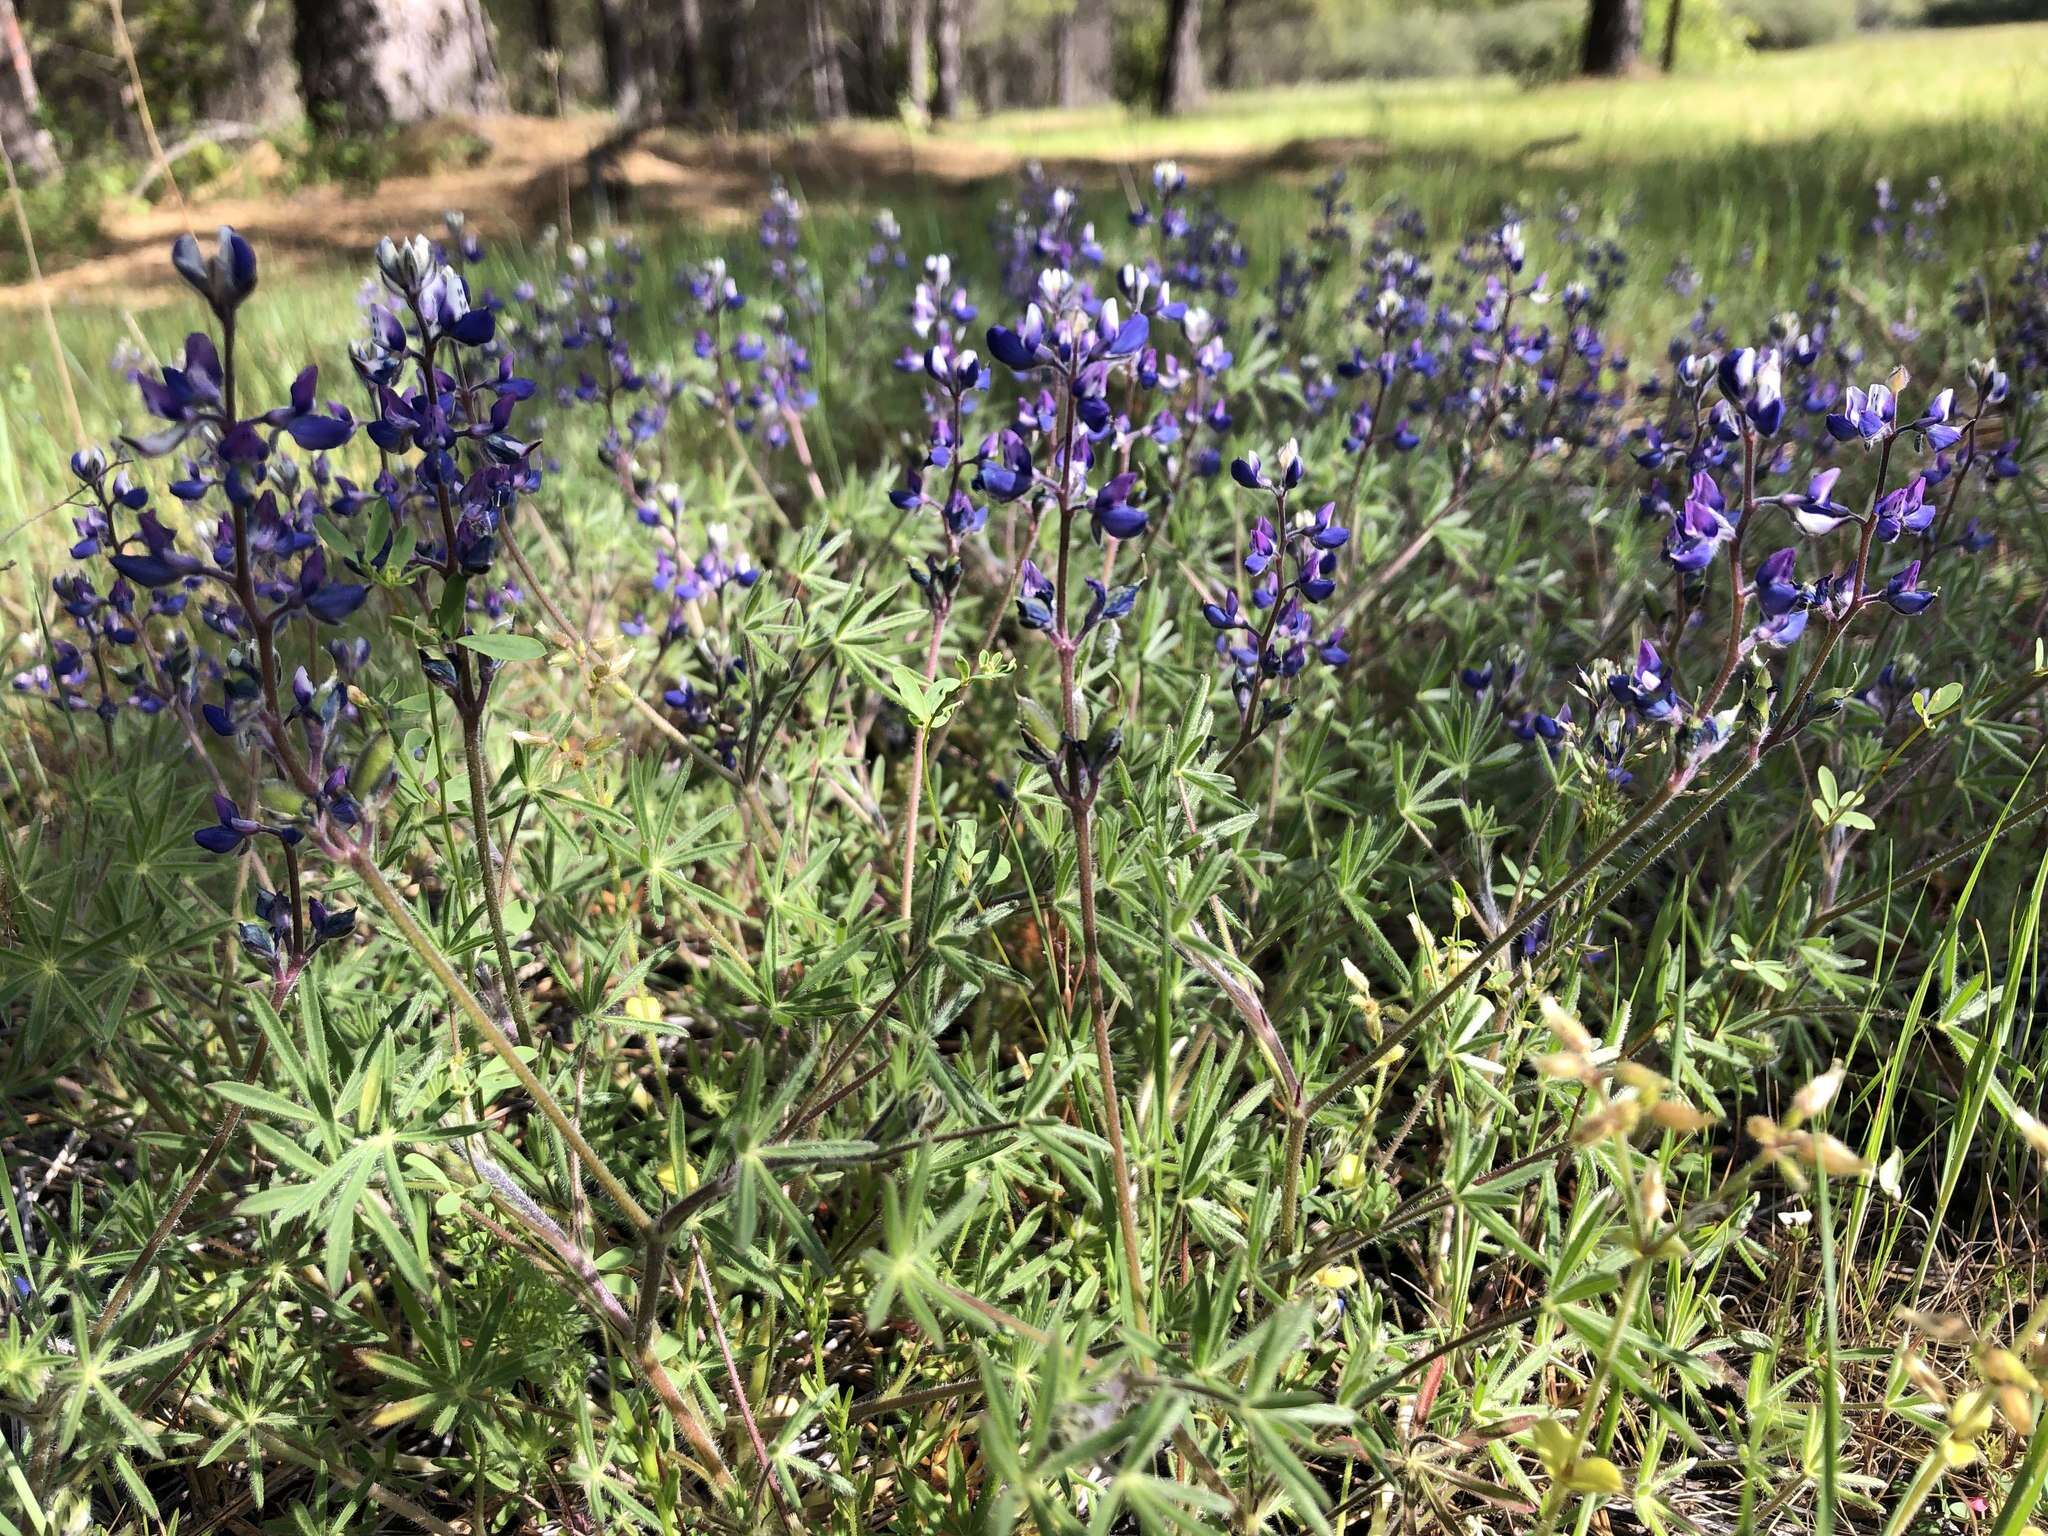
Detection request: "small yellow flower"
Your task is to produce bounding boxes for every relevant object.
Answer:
[1563,1456,1625,1496]
[1649,1099,1717,1134]
[1312,1265,1360,1291]
[1789,1061,1845,1124]
[622,993,664,1025]
[656,1158,697,1196]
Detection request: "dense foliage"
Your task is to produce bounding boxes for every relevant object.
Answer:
[6,148,2048,1533]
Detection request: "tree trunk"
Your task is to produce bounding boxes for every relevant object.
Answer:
[1215,0,1237,88]
[1156,0,1202,115]
[906,0,930,113]
[1055,0,1110,108]
[294,0,503,130]
[210,0,297,126]
[1659,0,1682,71]
[931,0,962,118]
[1580,0,1642,76]
[724,0,757,124]
[0,0,56,180]
[808,0,847,118]
[596,0,648,119]
[674,0,707,113]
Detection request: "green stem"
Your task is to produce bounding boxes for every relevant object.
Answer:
[1988,1414,2048,1536]
[1879,1452,1952,1536]
[1531,1257,1650,1536]
[460,701,536,1047]
[1276,1109,1309,1257]
[343,846,653,1232]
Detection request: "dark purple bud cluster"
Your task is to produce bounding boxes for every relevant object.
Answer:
[1205,440,1350,730]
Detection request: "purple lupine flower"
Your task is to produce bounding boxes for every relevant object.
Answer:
[264,367,358,451]
[942,492,987,539]
[306,898,358,944]
[1301,501,1349,549]
[1718,346,1784,435]
[1785,467,1856,536]
[1752,606,1809,648]
[1880,560,1937,615]
[1297,551,1339,604]
[1608,641,1680,724]
[107,511,205,589]
[1872,475,1935,542]
[1079,578,1141,635]
[1231,439,1304,494]
[1667,474,1734,572]
[976,431,1035,502]
[170,226,257,319]
[1909,387,1964,450]
[194,792,303,855]
[1825,382,1897,444]
[1244,517,1279,578]
[1511,703,1572,744]
[1015,559,1056,631]
[1753,548,1807,617]
[1090,471,1147,540]
[1202,589,1245,632]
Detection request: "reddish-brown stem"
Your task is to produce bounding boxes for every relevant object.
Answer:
[1698,429,1759,715]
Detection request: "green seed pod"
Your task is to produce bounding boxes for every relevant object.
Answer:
[257,779,308,819]
[350,731,396,797]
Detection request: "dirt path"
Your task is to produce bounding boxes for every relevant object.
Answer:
[0,112,1376,311]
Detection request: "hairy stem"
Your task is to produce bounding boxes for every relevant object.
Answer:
[897,609,950,924]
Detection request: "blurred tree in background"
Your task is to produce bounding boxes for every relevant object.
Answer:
[0,0,2042,180]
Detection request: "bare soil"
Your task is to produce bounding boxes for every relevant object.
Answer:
[0,112,1376,311]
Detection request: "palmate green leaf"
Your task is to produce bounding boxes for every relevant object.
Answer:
[240,1144,367,1223]
[209,1080,321,1125]
[322,1150,378,1294]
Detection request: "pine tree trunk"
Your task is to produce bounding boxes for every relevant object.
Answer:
[0,0,56,181]
[931,0,962,118]
[1581,0,1643,75]
[1215,0,1237,88]
[1156,0,1202,115]
[295,0,503,130]
[1660,0,1683,71]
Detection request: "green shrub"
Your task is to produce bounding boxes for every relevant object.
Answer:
[1730,0,1857,48]
[1474,0,1586,79]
